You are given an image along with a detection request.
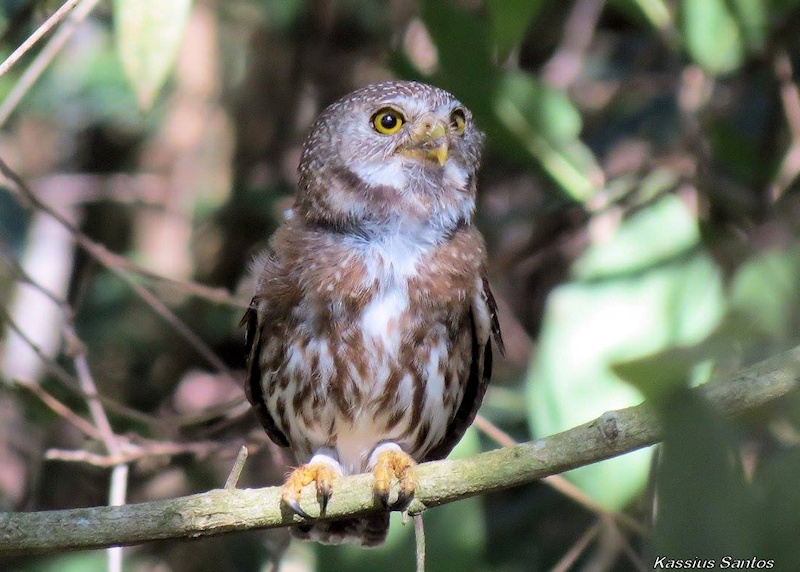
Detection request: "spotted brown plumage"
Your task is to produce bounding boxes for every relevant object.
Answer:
[244,80,503,546]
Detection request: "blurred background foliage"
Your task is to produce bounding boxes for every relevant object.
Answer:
[1,0,800,570]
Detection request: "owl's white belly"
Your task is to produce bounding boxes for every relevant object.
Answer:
[334,289,451,473]
[283,228,459,473]
[330,285,413,473]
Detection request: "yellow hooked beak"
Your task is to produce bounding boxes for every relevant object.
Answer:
[399,119,449,166]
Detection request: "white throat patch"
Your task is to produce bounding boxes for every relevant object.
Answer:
[352,158,407,191]
[443,160,468,189]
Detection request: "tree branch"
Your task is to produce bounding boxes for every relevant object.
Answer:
[2,345,798,556]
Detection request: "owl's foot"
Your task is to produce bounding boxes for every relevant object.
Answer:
[371,443,416,511]
[281,453,342,519]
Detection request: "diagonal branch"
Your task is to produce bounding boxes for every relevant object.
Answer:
[1,344,798,556]
[0,155,236,378]
[0,0,103,126]
[0,0,82,78]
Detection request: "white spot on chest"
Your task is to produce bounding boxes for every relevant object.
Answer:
[361,287,408,341]
[357,229,427,364]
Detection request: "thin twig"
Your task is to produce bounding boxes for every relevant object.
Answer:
[0,235,73,313]
[0,0,82,78]
[65,322,128,572]
[30,172,179,214]
[11,357,166,428]
[473,413,516,447]
[0,0,103,126]
[13,377,103,441]
[45,449,129,467]
[3,292,233,433]
[413,513,426,572]
[544,474,649,538]
[108,464,129,572]
[116,262,248,310]
[550,520,601,572]
[0,287,168,428]
[105,268,235,375]
[606,513,647,572]
[0,304,77,387]
[4,184,245,310]
[45,439,236,468]
[7,338,247,432]
[68,326,119,453]
[189,398,253,430]
[5,212,241,310]
[225,446,249,490]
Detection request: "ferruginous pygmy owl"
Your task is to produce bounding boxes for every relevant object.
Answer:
[243,80,503,546]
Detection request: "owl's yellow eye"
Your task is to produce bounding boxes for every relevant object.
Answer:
[450,108,466,134]
[371,108,405,135]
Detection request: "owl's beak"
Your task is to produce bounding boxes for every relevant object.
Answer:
[400,120,449,166]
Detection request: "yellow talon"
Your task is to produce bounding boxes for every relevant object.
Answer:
[372,448,416,510]
[281,462,339,518]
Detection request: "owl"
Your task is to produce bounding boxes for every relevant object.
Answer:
[243,80,503,546]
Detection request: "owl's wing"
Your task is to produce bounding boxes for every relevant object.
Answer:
[423,274,504,462]
[242,295,290,448]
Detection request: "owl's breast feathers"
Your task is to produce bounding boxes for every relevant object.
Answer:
[244,217,503,472]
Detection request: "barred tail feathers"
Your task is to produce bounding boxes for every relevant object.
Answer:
[291,512,390,547]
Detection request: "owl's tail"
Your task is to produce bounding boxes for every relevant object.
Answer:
[291,512,390,547]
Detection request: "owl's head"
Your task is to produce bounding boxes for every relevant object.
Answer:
[295,81,483,231]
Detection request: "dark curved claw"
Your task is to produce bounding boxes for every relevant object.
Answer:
[391,488,414,512]
[281,460,341,519]
[318,486,332,514]
[285,497,313,520]
[371,447,417,511]
[374,487,391,509]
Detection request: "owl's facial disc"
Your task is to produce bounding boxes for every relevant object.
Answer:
[397,118,449,166]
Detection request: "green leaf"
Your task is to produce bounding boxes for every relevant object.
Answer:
[729,249,800,337]
[574,195,701,278]
[527,196,726,509]
[497,72,582,144]
[707,122,767,187]
[769,0,800,17]
[754,447,800,568]
[21,551,108,572]
[485,0,544,57]
[612,345,709,401]
[114,0,193,110]
[616,246,800,399]
[729,0,767,52]
[494,72,603,202]
[419,0,496,111]
[680,0,744,75]
[611,0,673,29]
[653,389,757,558]
[254,0,308,29]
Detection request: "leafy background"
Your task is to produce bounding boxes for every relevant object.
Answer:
[2,0,800,570]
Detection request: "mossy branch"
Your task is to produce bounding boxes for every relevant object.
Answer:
[2,346,799,556]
